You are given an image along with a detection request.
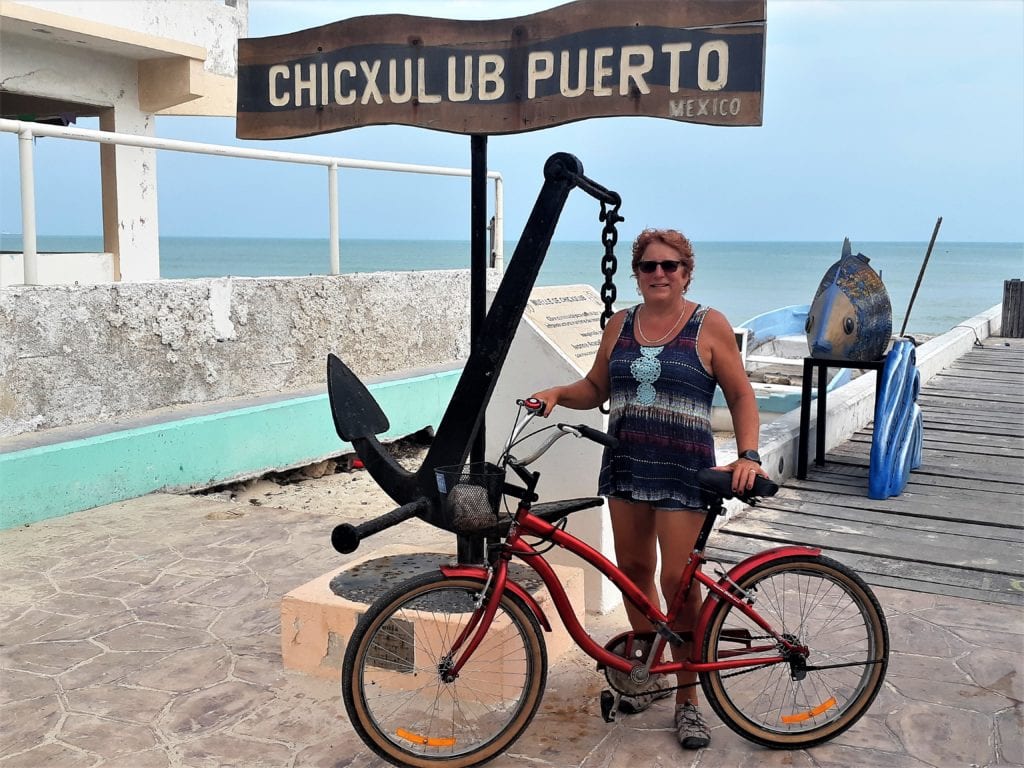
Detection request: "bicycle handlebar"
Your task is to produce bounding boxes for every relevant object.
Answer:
[331,496,430,554]
[696,467,779,502]
[560,423,618,449]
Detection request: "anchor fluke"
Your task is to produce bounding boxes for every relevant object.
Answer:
[326,353,420,505]
[327,353,389,440]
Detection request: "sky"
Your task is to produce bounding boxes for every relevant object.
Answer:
[2,0,1023,244]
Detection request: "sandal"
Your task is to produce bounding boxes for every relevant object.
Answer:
[618,673,672,714]
[675,702,711,749]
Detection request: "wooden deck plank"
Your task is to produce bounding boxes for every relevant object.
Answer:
[917,395,1024,413]
[949,368,1024,379]
[715,516,1022,574]
[784,465,1024,501]
[764,493,1024,530]
[927,371,1024,388]
[828,445,1024,481]
[705,537,1024,606]
[847,430,1023,452]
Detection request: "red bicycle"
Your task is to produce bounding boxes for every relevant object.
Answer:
[340,399,889,767]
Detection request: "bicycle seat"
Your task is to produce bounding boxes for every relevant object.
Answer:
[697,468,778,502]
[492,496,604,537]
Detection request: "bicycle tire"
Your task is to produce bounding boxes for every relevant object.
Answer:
[700,554,888,749]
[342,571,548,768]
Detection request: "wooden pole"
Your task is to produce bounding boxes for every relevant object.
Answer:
[899,216,943,338]
[1003,279,1024,337]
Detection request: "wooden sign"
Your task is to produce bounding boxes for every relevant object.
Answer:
[524,285,607,369]
[236,0,765,138]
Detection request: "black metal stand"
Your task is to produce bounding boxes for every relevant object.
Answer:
[459,134,489,565]
[797,356,886,479]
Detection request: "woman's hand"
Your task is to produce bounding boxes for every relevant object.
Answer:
[529,388,562,417]
[713,458,770,495]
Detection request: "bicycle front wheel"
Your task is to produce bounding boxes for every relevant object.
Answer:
[342,572,548,768]
[700,555,888,749]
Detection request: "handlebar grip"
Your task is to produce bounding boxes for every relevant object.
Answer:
[517,397,545,413]
[567,423,619,449]
[331,497,430,554]
[696,467,779,501]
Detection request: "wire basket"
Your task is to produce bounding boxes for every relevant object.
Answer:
[435,462,505,534]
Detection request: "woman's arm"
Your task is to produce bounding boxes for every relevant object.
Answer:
[701,309,768,491]
[531,310,624,416]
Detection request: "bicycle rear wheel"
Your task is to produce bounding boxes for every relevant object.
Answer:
[700,555,888,748]
[342,572,547,768]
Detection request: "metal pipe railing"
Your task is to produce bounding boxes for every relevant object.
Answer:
[0,117,504,282]
[16,126,38,284]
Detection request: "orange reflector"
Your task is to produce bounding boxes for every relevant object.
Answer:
[780,696,837,724]
[395,728,456,747]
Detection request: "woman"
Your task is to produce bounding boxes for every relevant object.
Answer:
[531,228,769,751]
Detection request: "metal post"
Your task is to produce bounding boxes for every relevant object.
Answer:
[815,360,828,466]
[470,134,487,459]
[458,134,489,566]
[18,127,38,285]
[328,162,340,275]
[492,175,504,271]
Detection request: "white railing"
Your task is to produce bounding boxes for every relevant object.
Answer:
[0,118,504,282]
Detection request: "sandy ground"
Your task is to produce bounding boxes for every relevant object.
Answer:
[200,440,432,518]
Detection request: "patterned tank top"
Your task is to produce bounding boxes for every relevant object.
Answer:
[598,304,717,508]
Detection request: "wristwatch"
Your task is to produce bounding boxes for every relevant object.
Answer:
[738,449,762,465]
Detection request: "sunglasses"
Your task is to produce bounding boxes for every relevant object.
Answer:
[636,260,684,274]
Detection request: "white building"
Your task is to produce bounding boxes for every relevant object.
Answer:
[0,0,248,283]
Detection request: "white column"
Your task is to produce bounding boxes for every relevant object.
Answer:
[103,108,161,282]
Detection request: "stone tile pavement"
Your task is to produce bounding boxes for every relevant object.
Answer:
[2,489,1022,768]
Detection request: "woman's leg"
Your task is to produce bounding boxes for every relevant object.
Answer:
[608,497,658,631]
[655,508,706,707]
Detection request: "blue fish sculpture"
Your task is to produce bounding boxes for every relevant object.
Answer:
[806,239,892,361]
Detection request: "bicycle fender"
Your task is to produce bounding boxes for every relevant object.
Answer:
[439,565,553,632]
[694,545,820,642]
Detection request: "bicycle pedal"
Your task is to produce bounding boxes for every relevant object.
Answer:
[600,689,618,723]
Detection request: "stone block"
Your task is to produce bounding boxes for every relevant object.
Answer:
[281,545,587,680]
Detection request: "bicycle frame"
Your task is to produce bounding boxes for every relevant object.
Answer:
[440,497,821,681]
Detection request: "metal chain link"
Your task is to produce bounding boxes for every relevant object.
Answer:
[598,198,623,330]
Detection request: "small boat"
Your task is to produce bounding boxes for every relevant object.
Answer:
[711,304,854,431]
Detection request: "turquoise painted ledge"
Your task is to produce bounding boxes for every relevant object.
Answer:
[0,369,460,529]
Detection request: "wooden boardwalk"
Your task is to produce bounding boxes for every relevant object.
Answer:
[709,336,1024,606]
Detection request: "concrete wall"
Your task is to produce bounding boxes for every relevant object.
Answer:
[0,270,476,439]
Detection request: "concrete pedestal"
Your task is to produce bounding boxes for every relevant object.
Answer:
[280,544,586,680]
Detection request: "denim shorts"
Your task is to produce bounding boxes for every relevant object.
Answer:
[608,491,698,512]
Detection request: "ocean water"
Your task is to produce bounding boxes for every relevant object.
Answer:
[3,235,1021,336]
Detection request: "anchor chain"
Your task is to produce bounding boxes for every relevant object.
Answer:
[564,168,621,329]
[598,198,622,330]
[597,198,621,415]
